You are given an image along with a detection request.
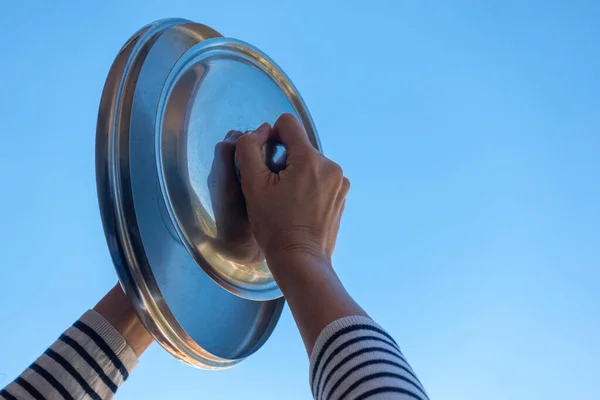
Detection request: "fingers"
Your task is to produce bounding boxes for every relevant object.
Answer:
[211,130,242,180]
[215,130,242,160]
[235,122,272,178]
[272,113,312,151]
[224,129,243,145]
[334,176,350,211]
[339,177,351,200]
[327,198,346,257]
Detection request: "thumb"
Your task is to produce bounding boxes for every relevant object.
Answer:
[272,113,312,152]
[235,123,271,179]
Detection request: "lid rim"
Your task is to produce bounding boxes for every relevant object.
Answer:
[97,19,311,369]
[98,19,251,369]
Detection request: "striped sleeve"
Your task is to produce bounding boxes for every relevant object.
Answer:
[0,310,138,400]
[309,316,428,400]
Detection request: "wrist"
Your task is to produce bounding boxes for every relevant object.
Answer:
[262,226,331,265]
[265,251,339,298]
[265,251,367,355]
[266,249,331,272]
[94,284,154,357]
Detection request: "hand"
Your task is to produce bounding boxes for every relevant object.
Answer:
[235,114,350,265]
[207,130,263,264]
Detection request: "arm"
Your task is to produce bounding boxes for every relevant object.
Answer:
[0,284,153,400]
[236,115,429,400]
[93,284,154,358]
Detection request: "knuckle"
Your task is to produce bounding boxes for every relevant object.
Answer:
[216,141,232,156]
[235,134,256,154]
[327,161,344,180]
[214,142,225,153]
[343,177,351,190]
[341,177,351,197]
[236,133,253,147]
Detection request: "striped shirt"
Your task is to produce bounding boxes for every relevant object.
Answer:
[310,317,428,400]
[1,313,427,399]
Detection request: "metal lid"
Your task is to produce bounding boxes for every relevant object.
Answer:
[96,19,319,368]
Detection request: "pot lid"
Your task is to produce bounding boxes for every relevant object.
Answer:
[96,18,320,368]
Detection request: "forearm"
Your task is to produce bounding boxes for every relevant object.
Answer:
[0,284,150,400]
[268,255,429,400]
[267,253,368,355]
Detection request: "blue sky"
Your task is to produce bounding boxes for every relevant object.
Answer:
[1,1,599,399]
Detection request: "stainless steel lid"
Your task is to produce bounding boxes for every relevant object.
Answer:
[96,18,320,368]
